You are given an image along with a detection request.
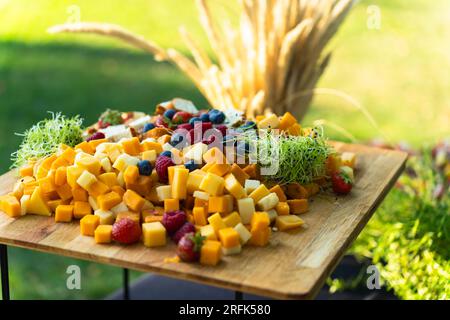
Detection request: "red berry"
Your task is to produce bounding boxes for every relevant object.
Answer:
[177,232,205,262]
[331,172,353,195]
[215,124,228,137]
[194,121,212,133]
[176,123,193,131]
[86,132,105,142]
[98,119,111,129]
[172,112,192,125]
[162,210,186,234]
[155,155,174,183]
[112,218,142,244]
[154,115,169,128]
[172,222,196,244]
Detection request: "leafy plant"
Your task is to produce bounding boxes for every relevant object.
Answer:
[11,112,84,168]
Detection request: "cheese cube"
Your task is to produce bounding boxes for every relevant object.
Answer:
[208,196,232,214]
[0,195,21,217]
[218,227,240,248]
[269,185,287,202]
[275,202,290,216]
[207,213,226,235]
[234,223,252,245]
[113,154,139,172]
[76,170,97,190]
[126,176,153,197]
[266,209,277,223]
[142,150,157,164]
[278,112,297,130]
[200,224,217,240]
[98,172,118,188]
[56,183,73,201]
[222,244,241,255]
[258,114,280,129]
[141,141,163,154]
[251,212,270,232]
[75,141,94,154]
[111,201,128,215]
[287,199,309,214]
[257,193,279,211]
[184,142,207,164]
[203,147,227,164]
[72,187,88,201]
[95,225,113,244]
[73,201,92,219]
[171,167,189,199]
[124,165,139,185]
[193,191,209,201]
[164,198,179,212]
[76,156,102,176]
[142,199,154,210]
[199,173,225,196]
[223,211,241,228]
[249,227,270,246]
[142,222,166,247]
[187,172,205,194]
[116,211,140,224]
[27,187,52,216]
[54,166,67,186]
[201,162,215,172]
[20,194,30,216]
[88,196,99,211]
[237,198,255,224]
[276,215,304,231]
[243,164,260,179]
[207,163,231,177]
[156,185,172,202]
[123,189,145,212]
[224,173,246,199]
[86,181,110,197]
[230,164,250,186]
[54,205,73,222]
[19,163,34,177]
[144,215,164,223]
[244,180,260,195]
[121,137,141,156]
[193,206,208,226]
[341,152,356,168]
[94,209,115,225]
[200,240,222,266]
[80,215,100,236]
[249,184,270,203]
[117,171,125,187]
[38,176,56,194]
[100,157,112,173]
[97,191,122,211]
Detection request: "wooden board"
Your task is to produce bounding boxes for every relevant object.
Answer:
[0,142,407,299]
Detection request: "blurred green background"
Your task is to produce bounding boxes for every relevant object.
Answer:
[0,0,449,299]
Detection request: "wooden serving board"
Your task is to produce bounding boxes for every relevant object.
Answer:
[0,142,407,299]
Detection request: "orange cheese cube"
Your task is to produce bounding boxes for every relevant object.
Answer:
[56,183,73,201]
[72,186,88,202]
[287,123,302,136]
[60,146,76,163]
[278,112,297,130]
[250,212,270,232]
[121,137,141,156]
[94,225,113,243]
[124,165,139,185]
[141,141,163,154]
[200,240,222,266]
[39,176,56,194]
[269,185,287,202]
[55,205,73,222]
[54,166,67,186]
[19,164,34,177]
[184,194,195,210]
[207,163,231,177]
[276,215,304,231]
[116,211,140,224]
[0,195,21,218]
[243,164,260,180]
[230,164,250,186]
[275,202,290,216]
[73,201,92,219]
[164,198,179,212]
[218,227,240,248]
[287,199,309,214]
[40,154,58,170]
[66,166,84,188]
[249,227,271,246]
[199,173,225,196]
[48,199,68,212]
[171,167,189,199]
[224,173,246,199]
[304,183,320,197]
[75,141,94,154]
[193,206,208,226]
[80,214,100,236]
[111,185,126,198]
[248,184,270,203]
[285,183,308,199]
[50,156,70,170]
[126,176,152,197]
[208,195,233,214]
[194,197,208,208]
[123,189,145,212]
[86,181,110,198]
[97,191,122,211]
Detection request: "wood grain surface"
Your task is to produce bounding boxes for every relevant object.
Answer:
[0,142,407,299]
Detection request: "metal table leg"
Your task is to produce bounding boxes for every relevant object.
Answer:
[0,244,10,300]
[123,268,130,300]
[234,291,243,300]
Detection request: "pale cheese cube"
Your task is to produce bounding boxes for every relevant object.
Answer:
[257,193,279,211]
[77,170,97,190]
[184,143,207,164]
[88,196,99,211]
[234,222,251,245]
[113,154,139,172]
[156,185,172,202]
[94,209,115,225]
[237,198,255,224]
[20,194,30,216]
[193,191,209,201]
[222,244,242,256]
[266,209,278,223]
[111,201,128,216]
[100,157,112,172]
[244,179,260,194]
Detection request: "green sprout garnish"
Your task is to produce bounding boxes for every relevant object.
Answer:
[100,109,123,126]
[11,112,84,168]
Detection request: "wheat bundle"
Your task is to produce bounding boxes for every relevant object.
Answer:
[48,0,354,120]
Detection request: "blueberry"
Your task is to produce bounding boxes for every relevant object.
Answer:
[164,109,176,120]
[200,113,210,122]
[208,109,220,115]
[189,117,202,126]
[184,160,199,172]
[143,123,155,133]
[138,160,152,176]
[209,110,225,124]
[160,150,172,158]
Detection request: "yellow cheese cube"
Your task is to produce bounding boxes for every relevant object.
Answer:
[193,191,209,201]
[207,163,231,177]
[223,211,241,228]
[95,225,113,244]
[275,202,290,216]
[200,224,217,241]
[207,213,226,235]
[124,165,139,185]
[55,205,73,222]
[66,166,84,188]
[142,150,157,164]
[249,184,270,203]
[98,172,118,188]
[77,170,97,190]
[164,198,179,212]
[224,173,246,199]
[199,173,225,196]
[186,172,205,194]
[200,240,222,266]
[94,209,115,225]
[200,162,215,172]
[171,167,189,199]
[80,214,100,236]
[76,156,101,176]
[73,201,92,219]
[203,147,227,164]
[142,222,166,247]
[193,206,208,226]
[141,141,163,154]
[258,114,280,129]
[112,154,139,172]
[276,215,304,231]
[47,199,64,212]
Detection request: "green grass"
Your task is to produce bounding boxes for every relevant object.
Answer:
[0,0,448,299]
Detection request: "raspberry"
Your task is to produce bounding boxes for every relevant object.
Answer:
[86,132,105,142]
[155,155,174,183]
[162,210,186,234]
[112,218,142,244]
[215,124,228,137]
[172,222,196,244]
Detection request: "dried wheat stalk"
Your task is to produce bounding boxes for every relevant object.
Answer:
[48,0,354,120]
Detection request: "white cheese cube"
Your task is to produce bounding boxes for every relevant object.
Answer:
[257,193,279,211]
[101,125,132,142]
[244,179,260,194]
[193,191,209,201]
[128,115,151,130]
[237,198,255,224]
[100,157,112,172]
[94,209,115,225]
[20,194,30,216]
[184,143,207,164]
[77,170,97,190]
[234,223,251,245]
[111,202,128,216]
[117,171,125,187]
[162,143,173,151]
[113,154,139,171]
[266,209,278,223]
[222,244,242,256]
[156,185,172,202]
[88,196,99,211]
